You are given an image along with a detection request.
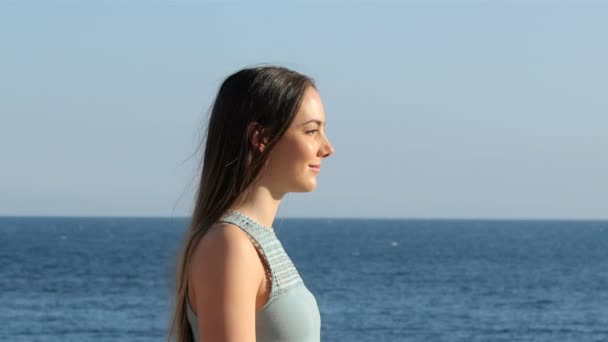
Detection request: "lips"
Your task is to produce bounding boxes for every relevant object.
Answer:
[308,164,321,171]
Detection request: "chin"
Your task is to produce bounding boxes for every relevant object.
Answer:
[293,181,317,193]
[304,182,317,192]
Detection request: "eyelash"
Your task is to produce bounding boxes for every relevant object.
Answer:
[305,129,319,135]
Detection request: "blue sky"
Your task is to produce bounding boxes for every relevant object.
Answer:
[1,1,606,219]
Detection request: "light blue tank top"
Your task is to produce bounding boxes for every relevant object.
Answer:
[186,210,321,342]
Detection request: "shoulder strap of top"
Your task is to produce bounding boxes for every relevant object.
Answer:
[219,210,277,249]
[218,210,304,300]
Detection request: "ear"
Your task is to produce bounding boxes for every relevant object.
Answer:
[247,122,269,153]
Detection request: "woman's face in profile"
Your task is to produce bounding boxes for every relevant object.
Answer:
[264,87,335,194]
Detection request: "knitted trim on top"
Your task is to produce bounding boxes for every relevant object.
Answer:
[219,210,304,310]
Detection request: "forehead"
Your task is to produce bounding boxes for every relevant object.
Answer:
[293,87,325,124]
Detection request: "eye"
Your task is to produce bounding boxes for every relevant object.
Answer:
[305,129,319,135]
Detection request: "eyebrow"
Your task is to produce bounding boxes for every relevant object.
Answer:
[300,119,325,127]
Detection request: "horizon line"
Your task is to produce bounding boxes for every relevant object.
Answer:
[0,214,607,223]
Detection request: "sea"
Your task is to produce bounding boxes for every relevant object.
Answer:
[1,217,607,342]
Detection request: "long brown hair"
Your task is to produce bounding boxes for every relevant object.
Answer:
[167,66,315,342]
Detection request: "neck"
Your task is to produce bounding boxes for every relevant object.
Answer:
[229,180,284,229]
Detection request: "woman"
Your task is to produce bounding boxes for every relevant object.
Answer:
[168,66,335,342]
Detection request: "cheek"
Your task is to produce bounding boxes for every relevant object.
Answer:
[270,136,316,171]
[294,139,317,163]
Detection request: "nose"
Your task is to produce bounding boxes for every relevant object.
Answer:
[319,135,335,158]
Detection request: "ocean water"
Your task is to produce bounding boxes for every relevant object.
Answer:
[1,217,607,342]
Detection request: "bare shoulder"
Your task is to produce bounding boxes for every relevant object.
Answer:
[190,222,264,280]
[188,222,264,307]
[187,222,263,341]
